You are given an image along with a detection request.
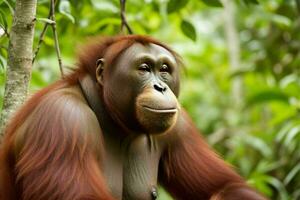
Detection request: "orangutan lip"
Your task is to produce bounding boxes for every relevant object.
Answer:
[142,106,177,113]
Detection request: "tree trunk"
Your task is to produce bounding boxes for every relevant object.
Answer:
[222,0,243,106]
[0,0,37,141]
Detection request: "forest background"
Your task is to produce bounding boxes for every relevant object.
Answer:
[0,0,299,199]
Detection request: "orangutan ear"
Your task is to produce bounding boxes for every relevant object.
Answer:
[95,58,105,86]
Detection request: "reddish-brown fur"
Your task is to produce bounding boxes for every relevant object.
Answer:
[159,112,264,199]
[0,35,176,200]
[0,80,112,200]
[0,35,265,200]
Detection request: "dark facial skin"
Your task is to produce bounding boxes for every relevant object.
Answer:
[96,43,180,134]
[89,43,183,199]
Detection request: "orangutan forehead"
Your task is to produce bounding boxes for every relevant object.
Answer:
[101,38,182,71]
[128,43,174,57]
[115,43,177,63]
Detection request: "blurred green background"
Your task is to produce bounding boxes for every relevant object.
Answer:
[1,0,300,199]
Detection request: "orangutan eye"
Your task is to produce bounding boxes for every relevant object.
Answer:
[139,63,150,72]
[160,64,169,73]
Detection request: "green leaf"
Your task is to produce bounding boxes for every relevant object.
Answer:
[59,0,75,24]
[36,18,55,25]
[284,164,300,185]
[0,9,7,29]
[229,67,254,78]
[246,89,289,106]
[85,17,120,33]
[255,160,285,174]
[180,20,197,41]
[276,123,293,143]
[265,177,289,199]
[243,135,272,157]
[201,0,222,7]
[284,126,300,148]
[0,55,5,69]
[91,1,118,12]
[272,14,292,29]
[167,0,188,13]
[247,174,273,196]
[3,0,14,14]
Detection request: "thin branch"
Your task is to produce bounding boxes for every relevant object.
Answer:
[50,0,64,77]
[32,13,51,64]
[120,0,133,34]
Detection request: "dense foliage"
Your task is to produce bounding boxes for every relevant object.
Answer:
[0,0,299,199]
